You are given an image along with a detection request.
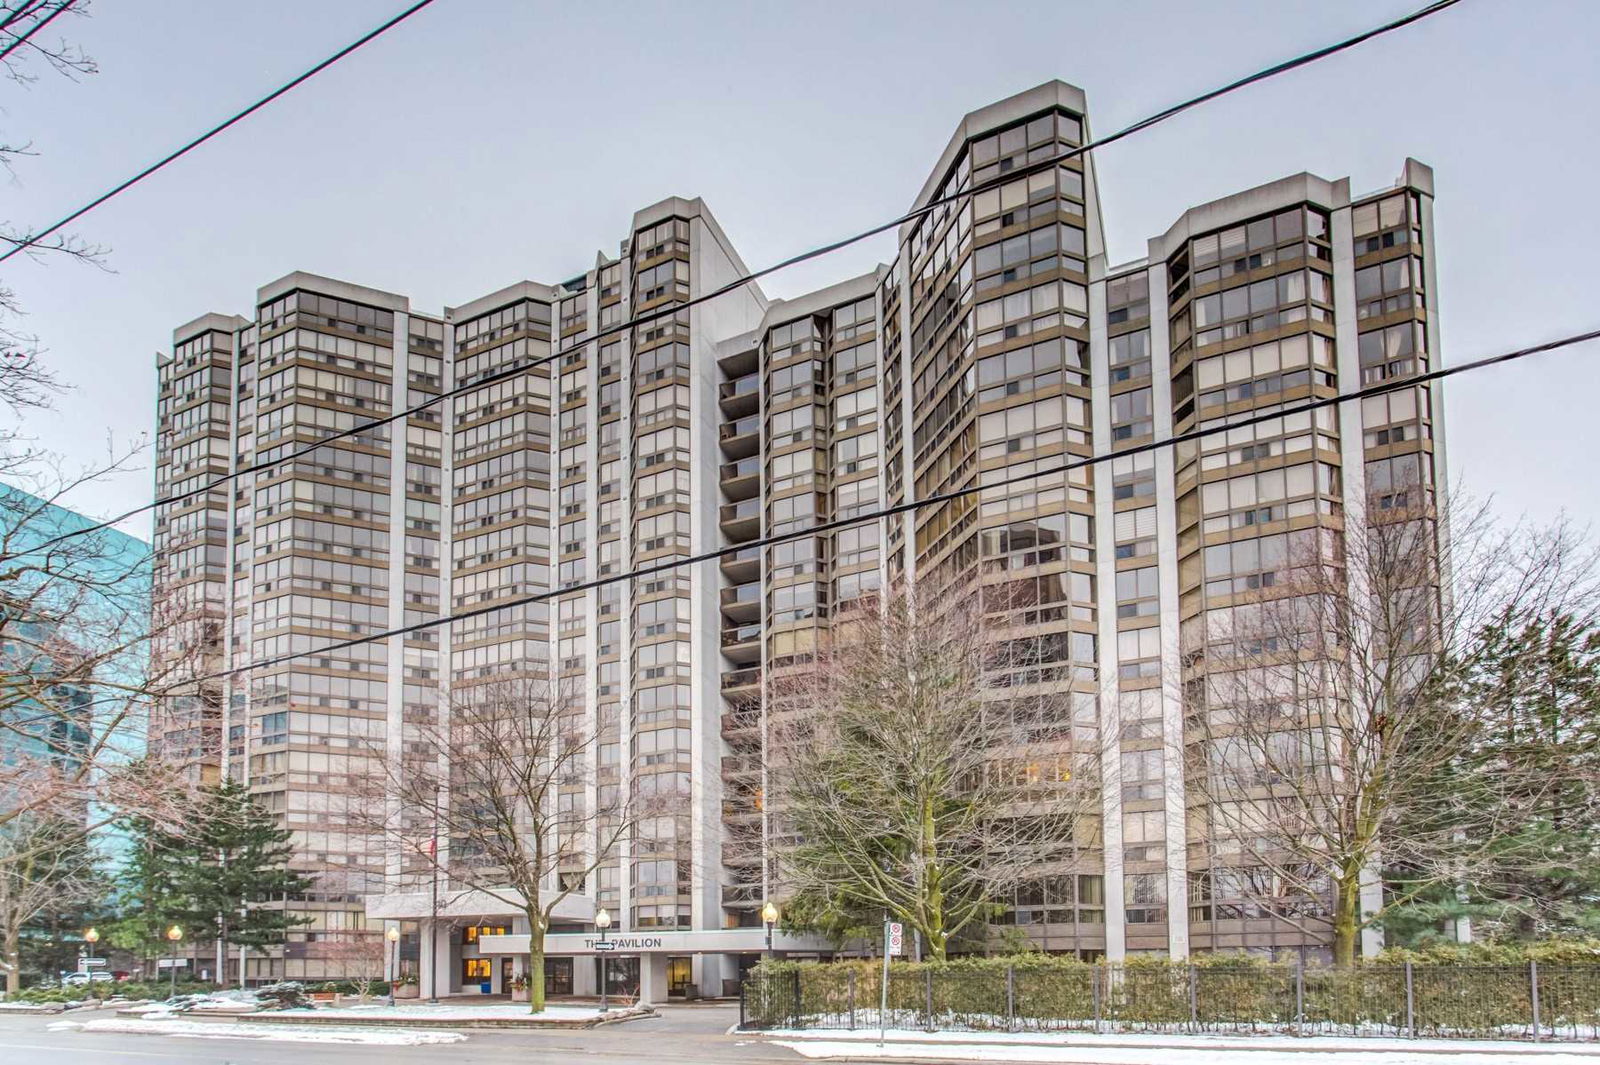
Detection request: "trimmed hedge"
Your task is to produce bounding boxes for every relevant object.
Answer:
[745,951,1600,1039]
[5,980,219,1004]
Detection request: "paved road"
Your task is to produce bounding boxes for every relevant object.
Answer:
[0,1003,823,1065]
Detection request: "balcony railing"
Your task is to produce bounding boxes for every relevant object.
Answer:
[719,375,758,401]
[720,456,761,481]
[721,623,761,647]
[720,667,761,690]
[719,415,759,440]
[719,498,760,523]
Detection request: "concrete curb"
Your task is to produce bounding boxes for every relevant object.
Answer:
[750,1030,1600,1057]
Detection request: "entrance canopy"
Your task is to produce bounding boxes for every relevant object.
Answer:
[479,927,825,956]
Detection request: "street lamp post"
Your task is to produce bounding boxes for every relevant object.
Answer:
[165,926,183,999]
[761,901,779,958]
[385,927,401,1008]
[594,908,611,1013]
[83,927,99,966]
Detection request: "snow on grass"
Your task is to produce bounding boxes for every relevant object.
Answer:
[771,1036,1600,1065]
[281,1002,612,1021]
[79,1017,466,1046]
[761,1029,1600,1055]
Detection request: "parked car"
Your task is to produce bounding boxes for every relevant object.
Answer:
[60,972,114,987]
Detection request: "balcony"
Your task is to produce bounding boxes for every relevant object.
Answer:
[721,755,760,783]
[719,497,760,542]
[721,708,760,739]
[720,666,761,692]
[721,622,761,664]
[718,374,759,418]
[722,847,764,870]
[719,415,759,460]
[718,345,758,379]
[720,543,759,584]
[720,456,760,501]
[720,582,761,623]
[721,883,764,908]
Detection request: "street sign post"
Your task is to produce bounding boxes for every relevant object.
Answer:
[592,940,617,952]
[879,920,905,1046]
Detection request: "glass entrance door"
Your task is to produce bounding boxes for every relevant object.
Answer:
[666,956,692,997]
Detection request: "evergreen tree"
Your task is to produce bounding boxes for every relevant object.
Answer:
[1386,611,1600,942]
[174,782,314,979]
[1467,611,1600,937]
[104,815,185,977]
[115,783,313,983]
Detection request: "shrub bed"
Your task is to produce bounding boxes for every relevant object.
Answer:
[746,946,1600,1040]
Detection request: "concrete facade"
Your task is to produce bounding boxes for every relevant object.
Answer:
[149,80,1445,987]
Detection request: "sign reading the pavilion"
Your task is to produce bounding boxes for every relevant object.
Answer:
[581,936,664,952]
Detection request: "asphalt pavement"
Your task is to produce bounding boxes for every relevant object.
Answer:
[0,1003,818,1065]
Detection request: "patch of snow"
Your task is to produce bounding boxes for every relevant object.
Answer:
[281,1002,610,1022]
[186,999,256,1013]
[45,1020,81,1031]
[771,1038,1600,1064]
[79,1018,467,1046]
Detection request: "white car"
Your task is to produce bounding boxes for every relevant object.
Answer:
[60,972,114,987]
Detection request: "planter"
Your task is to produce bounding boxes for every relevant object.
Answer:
[510,988,529,1003]
[394,984,419,1000]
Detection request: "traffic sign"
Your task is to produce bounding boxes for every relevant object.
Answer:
[593,940,617,952]
[886,921,904,956]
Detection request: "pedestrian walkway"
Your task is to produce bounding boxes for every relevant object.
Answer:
[762,1027,1600,1064]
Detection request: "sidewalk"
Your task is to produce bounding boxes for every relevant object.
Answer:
[242,1002,655,1029]
[759,1027,1600,1064]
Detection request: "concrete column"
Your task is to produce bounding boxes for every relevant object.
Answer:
[1144,263,1189,960]
[1088,268,1126,963]
[572,957,598,997]
[693,953,728,1000]
[420,920,452,1000]
[638,953,671,1007]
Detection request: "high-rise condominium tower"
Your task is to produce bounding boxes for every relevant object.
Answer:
[151,81,1444,992]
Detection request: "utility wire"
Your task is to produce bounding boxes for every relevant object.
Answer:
[0,0,439,264]
[192,324,1600,684]
[25,0,1463,554]
[0,0,75,64]
[0,2,49,34]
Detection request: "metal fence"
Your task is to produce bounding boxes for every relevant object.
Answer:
[739,961,1600,1041]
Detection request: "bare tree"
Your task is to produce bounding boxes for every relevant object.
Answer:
[0,471,211,862]
[769,582,1100,960]
[1187,486,1598,965]
[367,675,655,1013]
[0,1,106,370]
[318,931,385,1000]
[0,803,99,994]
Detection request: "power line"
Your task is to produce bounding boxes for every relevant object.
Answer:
[193,324,1600,684]
[0,2,49,34]
[0,0,440,265]
[0,0,76,65]
[26,0,1462,554]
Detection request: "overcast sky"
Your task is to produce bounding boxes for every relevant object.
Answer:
[4,0,1596,539]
